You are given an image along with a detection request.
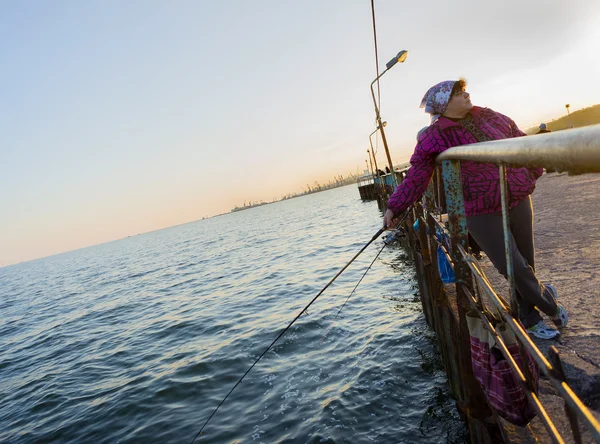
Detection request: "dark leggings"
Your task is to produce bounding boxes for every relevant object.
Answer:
[466,197,557,328]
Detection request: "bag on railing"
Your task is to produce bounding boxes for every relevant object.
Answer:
[467,311,539,426]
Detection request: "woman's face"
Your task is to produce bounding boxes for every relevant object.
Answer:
[444,89,473,116]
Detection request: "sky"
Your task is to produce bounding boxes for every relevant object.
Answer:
[2,0,600,266]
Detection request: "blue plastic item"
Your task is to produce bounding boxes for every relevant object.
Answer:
[414,219,455,283]
[437,245,455,283]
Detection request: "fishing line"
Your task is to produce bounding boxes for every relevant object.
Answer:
[191,225,387,443]
[319,210,410,344]
[319,240,387,345]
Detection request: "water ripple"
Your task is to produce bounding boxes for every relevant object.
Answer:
[0,185,466,443]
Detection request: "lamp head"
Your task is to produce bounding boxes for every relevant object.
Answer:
[385,50,408,69]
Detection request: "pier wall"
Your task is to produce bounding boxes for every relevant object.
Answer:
[387,124,600,443]
[401,209,502,443]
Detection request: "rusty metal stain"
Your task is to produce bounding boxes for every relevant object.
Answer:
[441,160,468,250]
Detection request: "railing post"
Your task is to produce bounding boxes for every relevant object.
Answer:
[415,203,431,266]
[498,165,519,318]
[440,160,470,288]
[441,160,489,424]
[434,166,446,216]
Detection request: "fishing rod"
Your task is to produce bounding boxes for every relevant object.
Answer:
[320,210,410,343]
[318,239,388,345]
[191,215,408,443]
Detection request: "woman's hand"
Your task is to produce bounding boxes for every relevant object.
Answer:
[383,209,397,229]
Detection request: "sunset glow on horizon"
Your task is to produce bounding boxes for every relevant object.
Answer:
[2,1,600,266]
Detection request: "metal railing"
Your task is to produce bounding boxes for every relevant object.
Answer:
[356,175,375,187]
[356,172,406,187]
[419,124,600,443]
[436,124,600,174]
[357,168,410,204]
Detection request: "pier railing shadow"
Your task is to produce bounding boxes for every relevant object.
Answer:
[404,124,600,443]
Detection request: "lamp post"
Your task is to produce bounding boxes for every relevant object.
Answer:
[369,120,387,156]
[369,122,387,195]
[366,150,375,179]
[565,104,573,128]
[370,50,408,187]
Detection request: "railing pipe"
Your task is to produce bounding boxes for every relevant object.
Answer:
[436,124,600,174]
[549,347,583,444]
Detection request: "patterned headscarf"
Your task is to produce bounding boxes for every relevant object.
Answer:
[420,80,456,124]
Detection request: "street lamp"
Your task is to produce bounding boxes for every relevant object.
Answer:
[369,121,387,195]
[370,50,408,187]
[366,150,375,179]
[565,104,573,128]
[369,120,387,153]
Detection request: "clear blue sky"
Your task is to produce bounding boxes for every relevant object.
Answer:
[2,0,600,266]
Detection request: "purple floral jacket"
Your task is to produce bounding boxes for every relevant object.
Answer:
[387,106,544,217]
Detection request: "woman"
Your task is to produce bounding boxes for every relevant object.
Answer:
[383,79,568,339]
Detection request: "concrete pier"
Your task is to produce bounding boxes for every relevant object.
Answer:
[477,172,600,443]
[404,171,600,443]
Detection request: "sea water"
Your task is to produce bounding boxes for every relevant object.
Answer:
[0,185,467,443]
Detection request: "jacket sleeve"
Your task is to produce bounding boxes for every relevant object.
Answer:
[386,140,438,216]
[508,117,526,138]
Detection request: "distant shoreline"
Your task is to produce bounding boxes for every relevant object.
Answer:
[230,175,358,213]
